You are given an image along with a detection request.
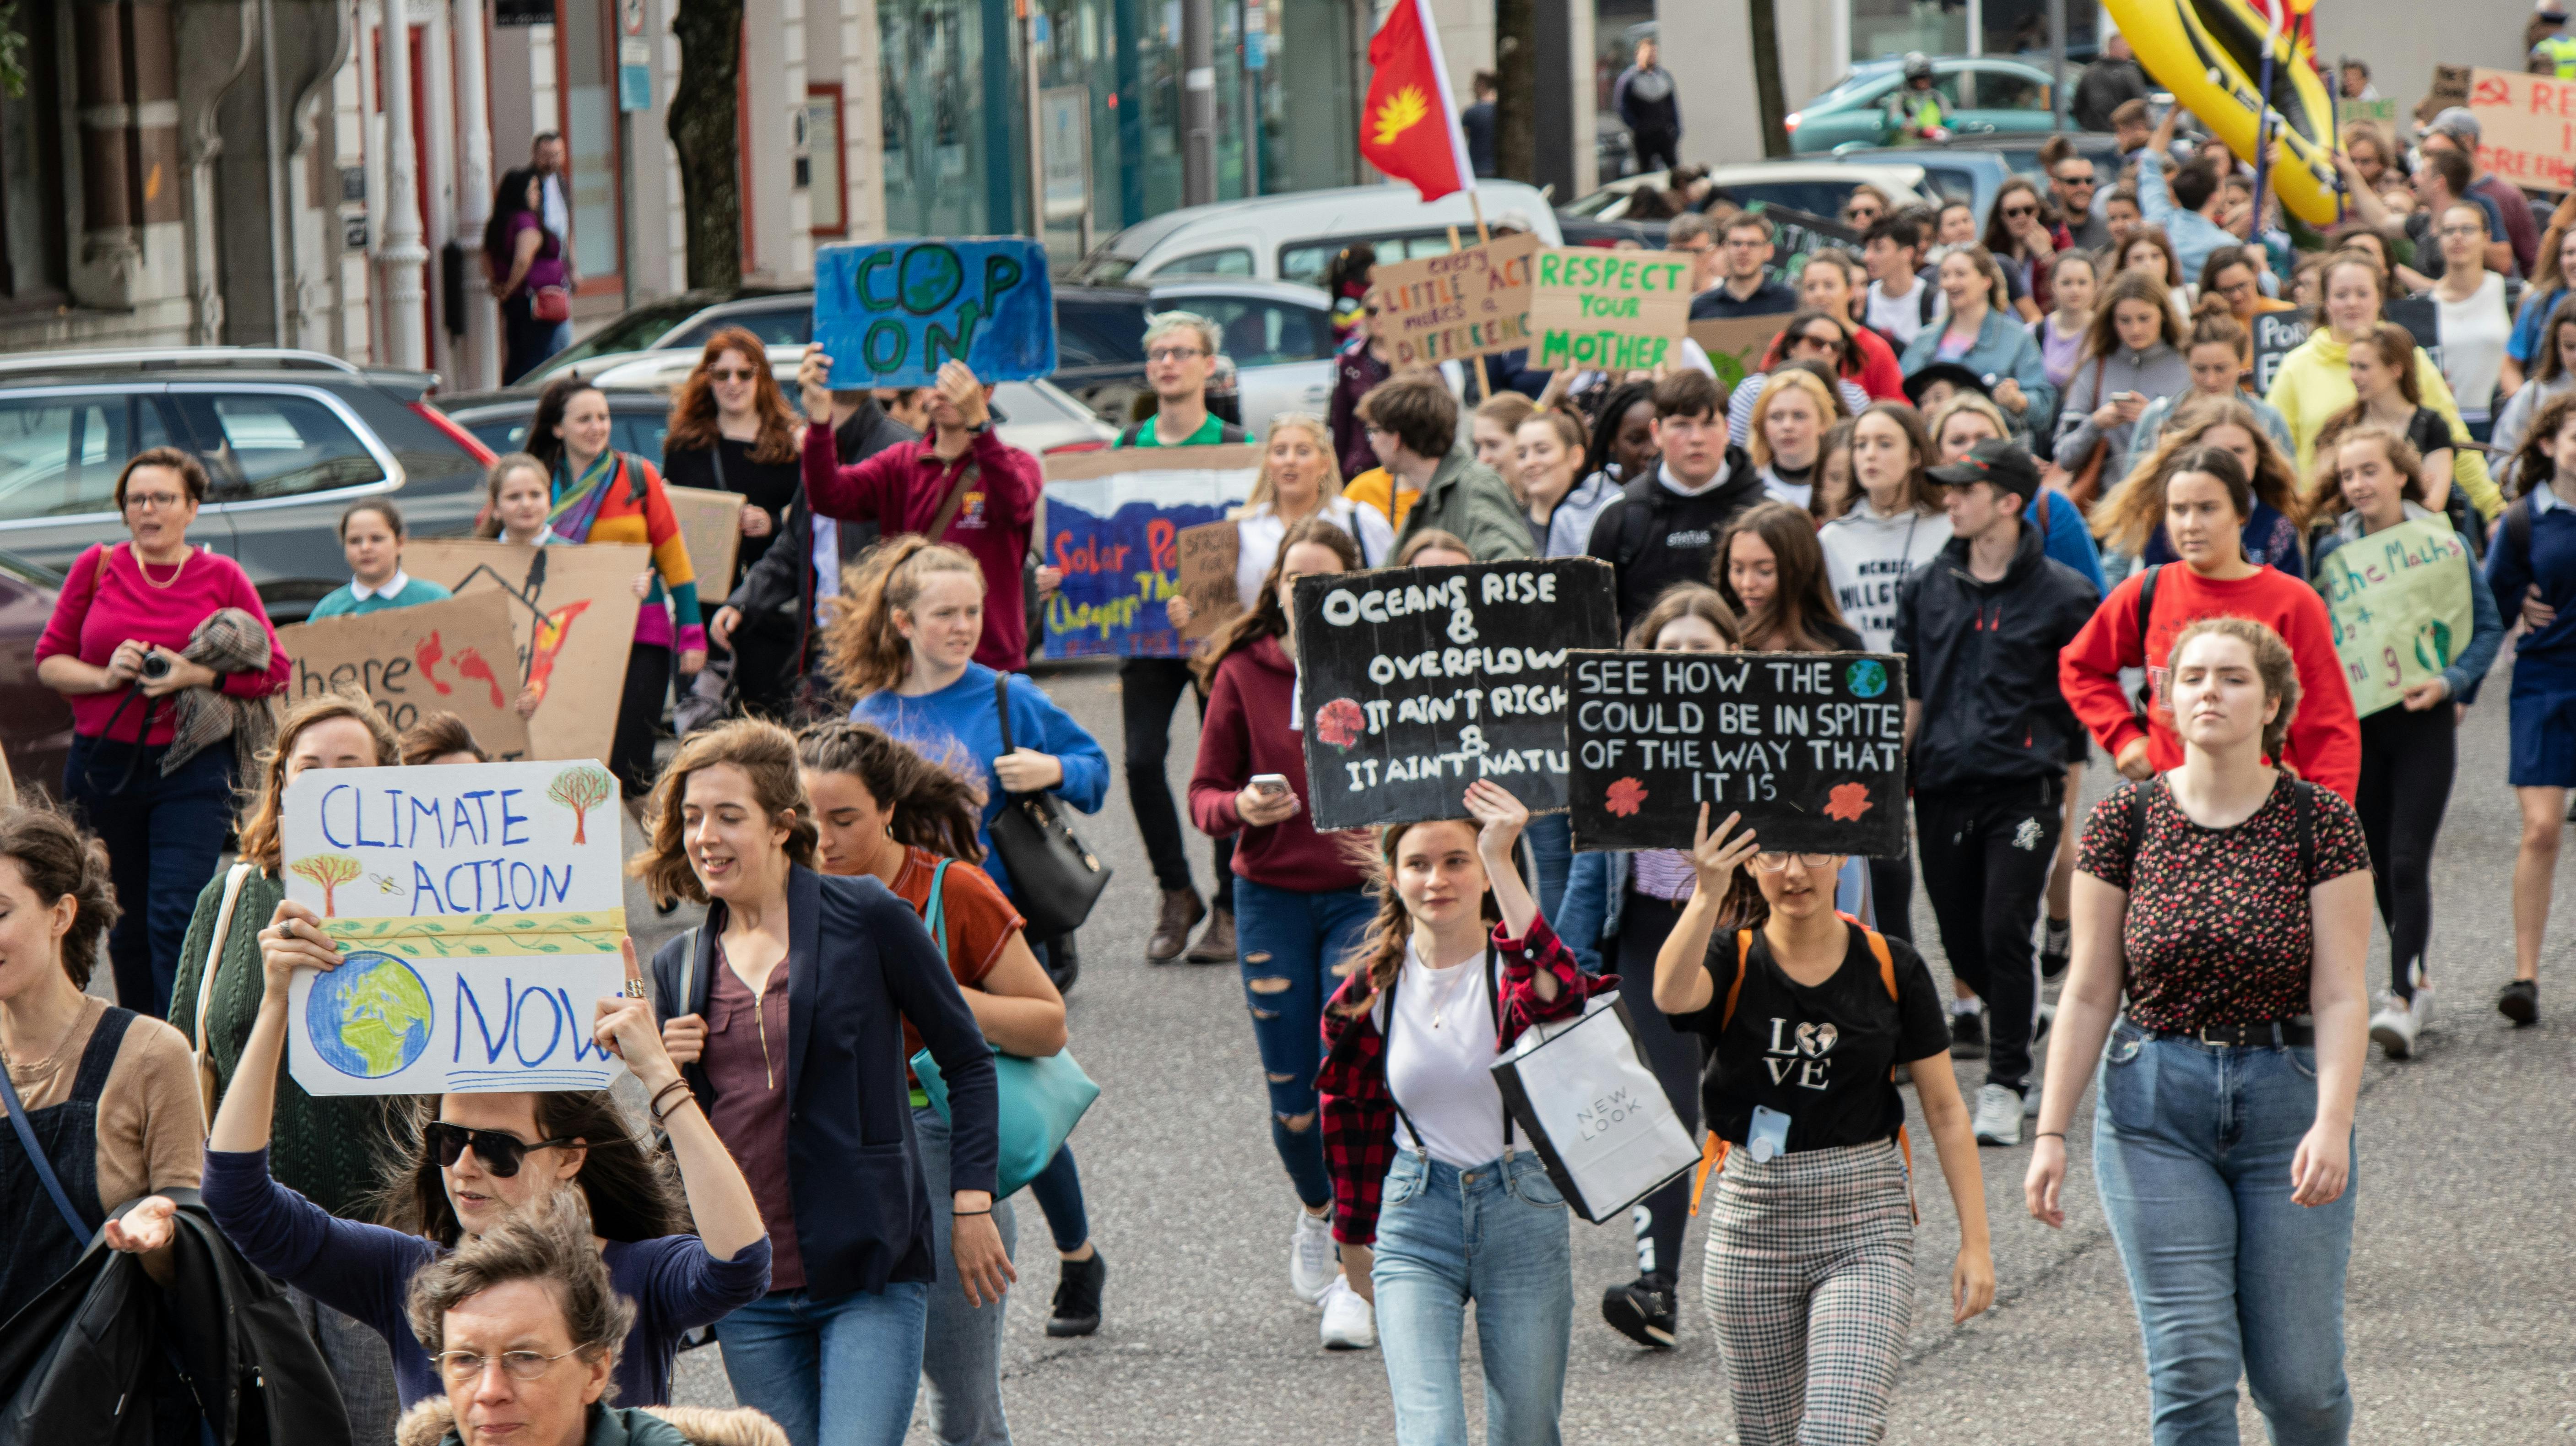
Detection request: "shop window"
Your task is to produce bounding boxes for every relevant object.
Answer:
[809,86,846,236]
[559,0,625,291]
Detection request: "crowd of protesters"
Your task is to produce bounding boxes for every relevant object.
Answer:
[8,40,2576,1446]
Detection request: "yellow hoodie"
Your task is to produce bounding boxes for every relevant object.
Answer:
[2266,329,2503,520]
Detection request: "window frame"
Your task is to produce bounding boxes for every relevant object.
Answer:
[165,384,406,515]
[0,386,179,529]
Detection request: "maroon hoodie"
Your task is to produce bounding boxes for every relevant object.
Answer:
[1189,634,1371,893]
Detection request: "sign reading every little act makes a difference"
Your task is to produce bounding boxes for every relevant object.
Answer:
[1527,248,1693,373]
[281,761,629,1097]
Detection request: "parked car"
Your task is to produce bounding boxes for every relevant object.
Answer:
[0,548,76,794]
[437,386,676,463]
[1062,180,1563,288]
[1051,278,1336,434]
[0,348,497,623]
[1786,56,2061,154]
[1558,161,1936,240]
[1816,144,2021,225]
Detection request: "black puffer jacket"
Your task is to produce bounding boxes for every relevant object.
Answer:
[1893,518,2100,794]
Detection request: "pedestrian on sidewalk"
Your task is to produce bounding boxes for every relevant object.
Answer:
[1652,803,1993,1446]
[1898,439,2099,1145]
[2485,393,2576,1026]
[2028,616,2373,1446]
[1613,38,1682,174]
[1316,779,1604,1438]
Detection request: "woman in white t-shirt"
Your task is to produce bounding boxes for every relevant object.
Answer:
[1748,368,1836,510]
[2420,201,2513,440]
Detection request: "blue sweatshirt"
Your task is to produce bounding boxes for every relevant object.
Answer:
[851,662,1111,902]
[2026,488,2107,594]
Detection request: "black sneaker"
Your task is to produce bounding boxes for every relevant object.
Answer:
[2039,917,2072,980]
[1950,1009,1988,1060]
[1047,1250,1106,1337]
[2498,978,2539,1026]
[1600,1273,1676,1349]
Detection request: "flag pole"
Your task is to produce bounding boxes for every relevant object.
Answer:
[1470,189,1492,247]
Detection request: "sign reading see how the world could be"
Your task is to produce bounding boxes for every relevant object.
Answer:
[1293,558,1619,831]
[280,761,628,1096]
[1565,650,1909,858]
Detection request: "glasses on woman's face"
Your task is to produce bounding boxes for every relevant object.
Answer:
[432,1349,588,1384]
[123,490,188,513]
[1792,330,1842,353]
[707,367,757,382]
[1753,851,1837,872]
[2002,204,2039,221]
[424,1122,578,1177]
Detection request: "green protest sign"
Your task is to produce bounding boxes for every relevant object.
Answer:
[1527,248,1693,372]
[2315,516,2473,718]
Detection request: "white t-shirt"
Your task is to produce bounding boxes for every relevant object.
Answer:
[1382,941,1506,1170]
[2434,272,2512,423]
[1866,278,1937,346]
[1231,498,1394,608]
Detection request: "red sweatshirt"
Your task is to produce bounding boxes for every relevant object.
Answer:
[802,420,1040,671]
[1851,325,1908,402]
[2058,563,2360,801]
[1189,635,1370,893]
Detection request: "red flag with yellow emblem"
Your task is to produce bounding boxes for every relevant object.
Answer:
[1358,0,1473,203]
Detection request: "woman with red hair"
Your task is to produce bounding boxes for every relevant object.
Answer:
[662,327,807,714]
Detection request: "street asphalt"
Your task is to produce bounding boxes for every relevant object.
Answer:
[636,656,2576,1444]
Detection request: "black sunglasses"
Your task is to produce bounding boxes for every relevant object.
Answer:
[425,1121,579,1177]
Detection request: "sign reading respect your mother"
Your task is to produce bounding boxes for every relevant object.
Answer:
[281,761,629,1096]
[1528,248,1692,373]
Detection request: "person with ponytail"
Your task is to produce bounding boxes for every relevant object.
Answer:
[1184,517,1384,1349]
[1315,778,1604,1438]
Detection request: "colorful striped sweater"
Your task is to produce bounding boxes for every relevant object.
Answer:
[552,451,705,653]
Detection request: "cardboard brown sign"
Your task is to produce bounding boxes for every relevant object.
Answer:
[403,540,649,764]
[1368,233,1544,368]
[274,592,534,758]
[1527,248,1694,373]
[2463,66,2576,192]
[1688,314,1792,377]
[664,485,746,601]
[1174,520,1243,641]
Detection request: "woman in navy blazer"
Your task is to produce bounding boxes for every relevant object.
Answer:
[640,719,1005,1446]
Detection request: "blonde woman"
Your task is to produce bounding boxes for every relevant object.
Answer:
[1746,368,1839,511]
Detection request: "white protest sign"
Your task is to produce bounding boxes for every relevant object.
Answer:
[281,760,629,1095]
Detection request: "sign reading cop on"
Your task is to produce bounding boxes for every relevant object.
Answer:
[281,761,629,1096]
[1528,248,1693,373]
[1565,650,1909,857]
[2316,516,2475,719]
[1293,558,1618,830]
[1369,233,1542,367]
[813,238,1056,389]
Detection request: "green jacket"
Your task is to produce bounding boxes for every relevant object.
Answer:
[1392,443,1536,563]
[171,866,421,1220]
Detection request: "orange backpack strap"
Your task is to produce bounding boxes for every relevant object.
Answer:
[1690,931,1759,1217]
[1860,925,1923,1224]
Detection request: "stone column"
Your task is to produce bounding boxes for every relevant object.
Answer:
[454,0,498,385]
[377,0,429,367]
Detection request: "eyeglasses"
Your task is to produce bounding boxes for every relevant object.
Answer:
[1145,345,1209,363]
[1753,851,1839,872]
[706,367,758,382]
[2056,173,2096,188]
[432,1349,591,1384]
[1792,331,1844,351]
[2436,224,2485,238]
[424,1121,579,1177]
[1671,240,1715,255]
[2002,205,2039,220]
[123,491,189,512]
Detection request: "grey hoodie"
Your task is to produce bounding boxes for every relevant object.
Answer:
[2055,341,2192,490]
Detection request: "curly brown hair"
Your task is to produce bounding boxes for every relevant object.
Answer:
[2167,616,2301,769]
[663,327,801,465]
[819,537,985,699]
[236,691,404,872]
[2091,395,2306,554]
[795,720,986,863]
[630,717,819,906]
[0,806,119,989]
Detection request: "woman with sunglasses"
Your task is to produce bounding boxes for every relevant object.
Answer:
[1982,177,2068,321]
[197,901,770,1414]
[661,327,808,715]
[1726,312,1870,447]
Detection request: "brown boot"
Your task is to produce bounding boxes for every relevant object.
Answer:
[1185,904,1236,964]
[1147,888,1205,963]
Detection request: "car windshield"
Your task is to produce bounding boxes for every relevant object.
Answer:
[1064,250,1141,286]
[542,297,709,368]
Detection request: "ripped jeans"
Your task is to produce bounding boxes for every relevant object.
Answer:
[1232,875,1378,1208]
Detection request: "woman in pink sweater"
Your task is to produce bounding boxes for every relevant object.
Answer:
[34,448,290,1016]
[1185,514,1380,1349]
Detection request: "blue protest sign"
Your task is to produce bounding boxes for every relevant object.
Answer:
[1039,443,1264,659]
[812,238,1057,388]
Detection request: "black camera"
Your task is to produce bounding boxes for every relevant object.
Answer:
[139,651,173,682]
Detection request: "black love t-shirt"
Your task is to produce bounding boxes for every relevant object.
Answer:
[1671,921,1952,1154]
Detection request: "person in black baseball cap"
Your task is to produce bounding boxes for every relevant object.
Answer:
[1925,435,2042,493]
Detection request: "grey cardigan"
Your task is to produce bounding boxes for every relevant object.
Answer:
[2055,342,2191,488]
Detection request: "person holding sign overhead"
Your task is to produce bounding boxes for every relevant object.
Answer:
[309,500,452,618]
[2309,427,2501,1058]
[1651,803,1992,1445]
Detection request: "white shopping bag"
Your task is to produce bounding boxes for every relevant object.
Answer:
[1490,991,1702,1223]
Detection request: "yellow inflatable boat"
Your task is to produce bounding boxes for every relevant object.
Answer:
[2106,0,2342,226]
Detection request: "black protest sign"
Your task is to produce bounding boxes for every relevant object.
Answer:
[2251,312,2311,395]
[1565,650,1908,857]
[1294,558,1619,831]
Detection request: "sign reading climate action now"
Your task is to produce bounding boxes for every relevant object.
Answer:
[1294,558,1618,831]
[1528,248,1692,373]
[1566,650,1908,858]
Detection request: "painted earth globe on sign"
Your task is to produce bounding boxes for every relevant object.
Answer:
[307,949,434,1079]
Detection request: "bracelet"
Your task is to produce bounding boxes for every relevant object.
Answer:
[647,1079,694,1123]
[2035,1131,2066,1140]
[952,1207,992,1216]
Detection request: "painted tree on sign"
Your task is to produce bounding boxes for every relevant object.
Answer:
[291,854,363,917]
[549,765,617,845]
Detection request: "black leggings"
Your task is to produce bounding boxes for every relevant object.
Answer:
[2354,703,2457,997]
[1867,847,1914,946]
[1611,892,1703,1284]
[611,643,672,799]
[1120,656,1232,908]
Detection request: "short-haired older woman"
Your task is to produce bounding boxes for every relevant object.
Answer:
[35,446,290,1019]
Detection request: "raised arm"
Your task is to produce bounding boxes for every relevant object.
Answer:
[1652,804,1759,1016]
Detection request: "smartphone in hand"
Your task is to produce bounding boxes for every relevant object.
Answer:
[1250,774,1291,797]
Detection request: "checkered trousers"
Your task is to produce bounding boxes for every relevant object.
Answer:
[1700,1137,1916,1446]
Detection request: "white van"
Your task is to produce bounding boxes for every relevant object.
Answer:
[1063,180,1564,290]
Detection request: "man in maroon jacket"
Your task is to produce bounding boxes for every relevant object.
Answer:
[798,349,1042,670]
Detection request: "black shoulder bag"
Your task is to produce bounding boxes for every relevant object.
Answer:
[987,673,1112,940]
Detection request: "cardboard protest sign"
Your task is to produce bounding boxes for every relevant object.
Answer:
[2463,67,2576,192]
[812,238,1057,388]
[2420,63,2470,125]
[1368,233,1542,368]
[2252,312,2313,395]
[1528,249,1694,373]
[2316,516,2475,719]
[404,540,648,764]
[1293,558,1618,831]
[1565,650,1909,857]
[275,592,532,759]
[664,485,745,601]
[1174,520,1244,641]
[281,761,628,1095]
[1689,314,1791,387]
[1039,444,1262,658]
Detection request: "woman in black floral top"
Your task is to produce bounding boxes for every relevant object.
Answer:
[2025,616,2374,1446]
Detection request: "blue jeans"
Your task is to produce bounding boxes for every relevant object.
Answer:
[714,1281,931,1446]
[63,734,234,1019]
[1372,1150,1573,1446]
[1521,813,1571,928]
[1232,876,1377,1208]
[912,1102,1016,1446]
[2094,1024,2356,1446]
[1024,1144,1088,1252]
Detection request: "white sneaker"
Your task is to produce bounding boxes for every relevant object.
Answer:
[2410,983,2436,1036]
[1289,1208,1337,1305]
[1319,1274,1376,1350]
[2369,994,2419,1060]
[1972,1083,2024,1146]
[2022,1078,2044,1118]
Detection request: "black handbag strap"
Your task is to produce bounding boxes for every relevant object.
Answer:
[1381,944,1513,1155]
[993,672,1018,793]
[1,1051,93,1242]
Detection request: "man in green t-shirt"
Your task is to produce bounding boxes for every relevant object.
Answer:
[1115,309,1250,449]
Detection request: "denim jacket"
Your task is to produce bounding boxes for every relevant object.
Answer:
[1556,851,1629,975]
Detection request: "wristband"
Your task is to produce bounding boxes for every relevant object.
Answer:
[952,1207,992,1216]
[2035,1131,2065,1140]
[648,1079,694,1123]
